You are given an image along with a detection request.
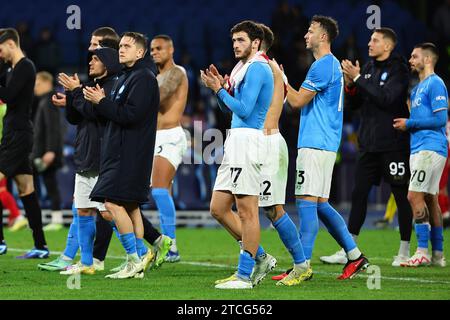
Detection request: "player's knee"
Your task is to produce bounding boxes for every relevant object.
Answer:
[237,206,256,222]
[210,202,225,220]
[407,192,421,206]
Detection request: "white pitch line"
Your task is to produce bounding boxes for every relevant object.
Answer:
[7,248,450,285]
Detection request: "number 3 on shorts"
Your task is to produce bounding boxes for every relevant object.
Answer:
[296,170,305,185]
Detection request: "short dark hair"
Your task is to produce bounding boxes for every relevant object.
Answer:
[0,28,20,46]
[92,27,120,49]
[99,38,119,50]
[373,27,397,46]
[92,27,118,39]
[153,34,173,43]
[121,32,148,50]
[258,23,274,52]
[414,42,439,64]
[310,15,339,43]
[230,20,264,43]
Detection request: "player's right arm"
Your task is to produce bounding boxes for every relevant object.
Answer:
[216,96,231,114]
[342,60,364,110]
[406,80,448,130]
[72,87,99,121]
[394,81,448,131]
[64,91,83,125]
[208,64,231,114]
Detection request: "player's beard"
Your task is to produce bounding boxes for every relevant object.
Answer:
[411,63,423,75]
[238,43,253,62]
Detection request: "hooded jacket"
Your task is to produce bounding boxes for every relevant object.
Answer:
[65,47,121,173]
[345,53,410,153]
[90,53,159,204]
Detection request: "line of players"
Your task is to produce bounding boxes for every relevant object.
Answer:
[0,27,189,278]
[1,15,448,286]
[201,17,448,289]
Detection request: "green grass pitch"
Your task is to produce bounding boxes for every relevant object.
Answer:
[0,227,449,300]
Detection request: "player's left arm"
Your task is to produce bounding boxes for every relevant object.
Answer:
[158,66,185,102]
[0,62,32,103]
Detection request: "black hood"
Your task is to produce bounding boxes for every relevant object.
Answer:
[373,52,408,69]
[123,51,158,76]
[94,47,121,76]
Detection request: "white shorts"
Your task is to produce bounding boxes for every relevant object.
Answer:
[213,128,265,196]
[154,126,188,170]
[259,133,288,207]
[409,151,446,195]
[74,172,106,211]
[295,148,336,198]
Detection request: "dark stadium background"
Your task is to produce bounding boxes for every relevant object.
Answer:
[0,0,448,225]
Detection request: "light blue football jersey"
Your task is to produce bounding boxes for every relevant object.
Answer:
[298,53,343,152]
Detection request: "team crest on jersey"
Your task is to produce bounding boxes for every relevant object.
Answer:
[364,74,371,79]
[379,72,388,86]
